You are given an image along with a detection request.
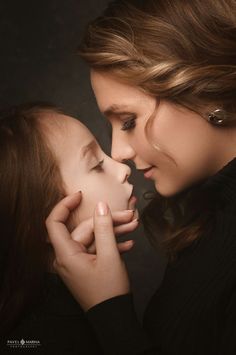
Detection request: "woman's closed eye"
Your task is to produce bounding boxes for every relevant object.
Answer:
[121,116,136,131]
[92,159,104,172]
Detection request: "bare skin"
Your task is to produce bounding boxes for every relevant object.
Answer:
[40,112,139,256]
[46,72,236,310]
[46,194,130,310]
[91,71,236,196]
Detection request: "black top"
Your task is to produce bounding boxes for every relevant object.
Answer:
[86,158,236,355]
[0,273,103,354]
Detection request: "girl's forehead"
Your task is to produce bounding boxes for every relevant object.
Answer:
[41,112,92,136]
[40,112,96,153]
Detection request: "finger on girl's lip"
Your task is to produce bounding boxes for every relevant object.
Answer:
[133,208,139,220]
[127,196,139,220]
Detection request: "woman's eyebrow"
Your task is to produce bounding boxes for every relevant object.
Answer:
[80,139,97,159]
[103,104,131,117]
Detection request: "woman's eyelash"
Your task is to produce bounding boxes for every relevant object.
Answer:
[92,159,104,171]
[121,117,136,131]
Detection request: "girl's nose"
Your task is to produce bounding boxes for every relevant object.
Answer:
[121,163,131,183]
[111,158,131,184]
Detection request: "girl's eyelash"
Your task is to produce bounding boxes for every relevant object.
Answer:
[93,159,104,171]
[121,117,136,131]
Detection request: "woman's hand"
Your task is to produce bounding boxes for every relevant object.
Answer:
[70,193,138,254]
[46,192,134,310]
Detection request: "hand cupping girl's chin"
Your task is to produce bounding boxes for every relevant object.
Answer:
[46,192,137,311]
[71,206,138,254]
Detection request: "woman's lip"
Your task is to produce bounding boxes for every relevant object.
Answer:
[144,167,154,178]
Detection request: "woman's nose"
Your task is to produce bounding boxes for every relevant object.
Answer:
[111,131,135,163]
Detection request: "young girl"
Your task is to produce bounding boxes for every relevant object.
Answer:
[46,1,236,355]
[0,102,138,354]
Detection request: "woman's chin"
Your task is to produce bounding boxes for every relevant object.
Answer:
[154,180,184,197]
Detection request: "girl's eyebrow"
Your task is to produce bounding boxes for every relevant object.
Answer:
[80,139,97,159]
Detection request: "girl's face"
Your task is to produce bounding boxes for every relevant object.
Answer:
[43,113,133,223]
[91,70,236,196]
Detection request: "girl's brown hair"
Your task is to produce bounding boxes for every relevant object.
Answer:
[79,0,236,258]
[0,103,65,335]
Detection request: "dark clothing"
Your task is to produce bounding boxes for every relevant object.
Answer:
[0,273,103,354]
[86,158,236,355]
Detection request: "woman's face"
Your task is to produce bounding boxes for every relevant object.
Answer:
[91,70,234,196]
[42,113,133,224]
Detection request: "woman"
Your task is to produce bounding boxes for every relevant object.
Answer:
[0,102,137,354]
[46,1,236,354]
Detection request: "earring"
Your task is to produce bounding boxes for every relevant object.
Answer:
[207,108,227,125]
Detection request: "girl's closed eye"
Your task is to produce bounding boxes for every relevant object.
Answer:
[92,159,104,172]
[121,116,136,131]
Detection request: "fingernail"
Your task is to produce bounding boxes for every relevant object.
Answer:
[126,240,135,248]
[96,201,108,216]
[132,218,139,223]
[124,209,134,213]
[126,240,134,246]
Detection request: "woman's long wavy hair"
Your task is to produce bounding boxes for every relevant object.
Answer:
[0,103,65,336]
[79,0,236,258]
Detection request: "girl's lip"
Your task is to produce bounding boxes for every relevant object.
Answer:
[128,194,137,203]
[127,184,134,200]
[144,167,154,178]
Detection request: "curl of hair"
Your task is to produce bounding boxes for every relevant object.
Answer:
[80,0,236,118]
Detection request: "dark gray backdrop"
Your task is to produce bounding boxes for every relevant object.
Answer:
[0,0,166,319]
